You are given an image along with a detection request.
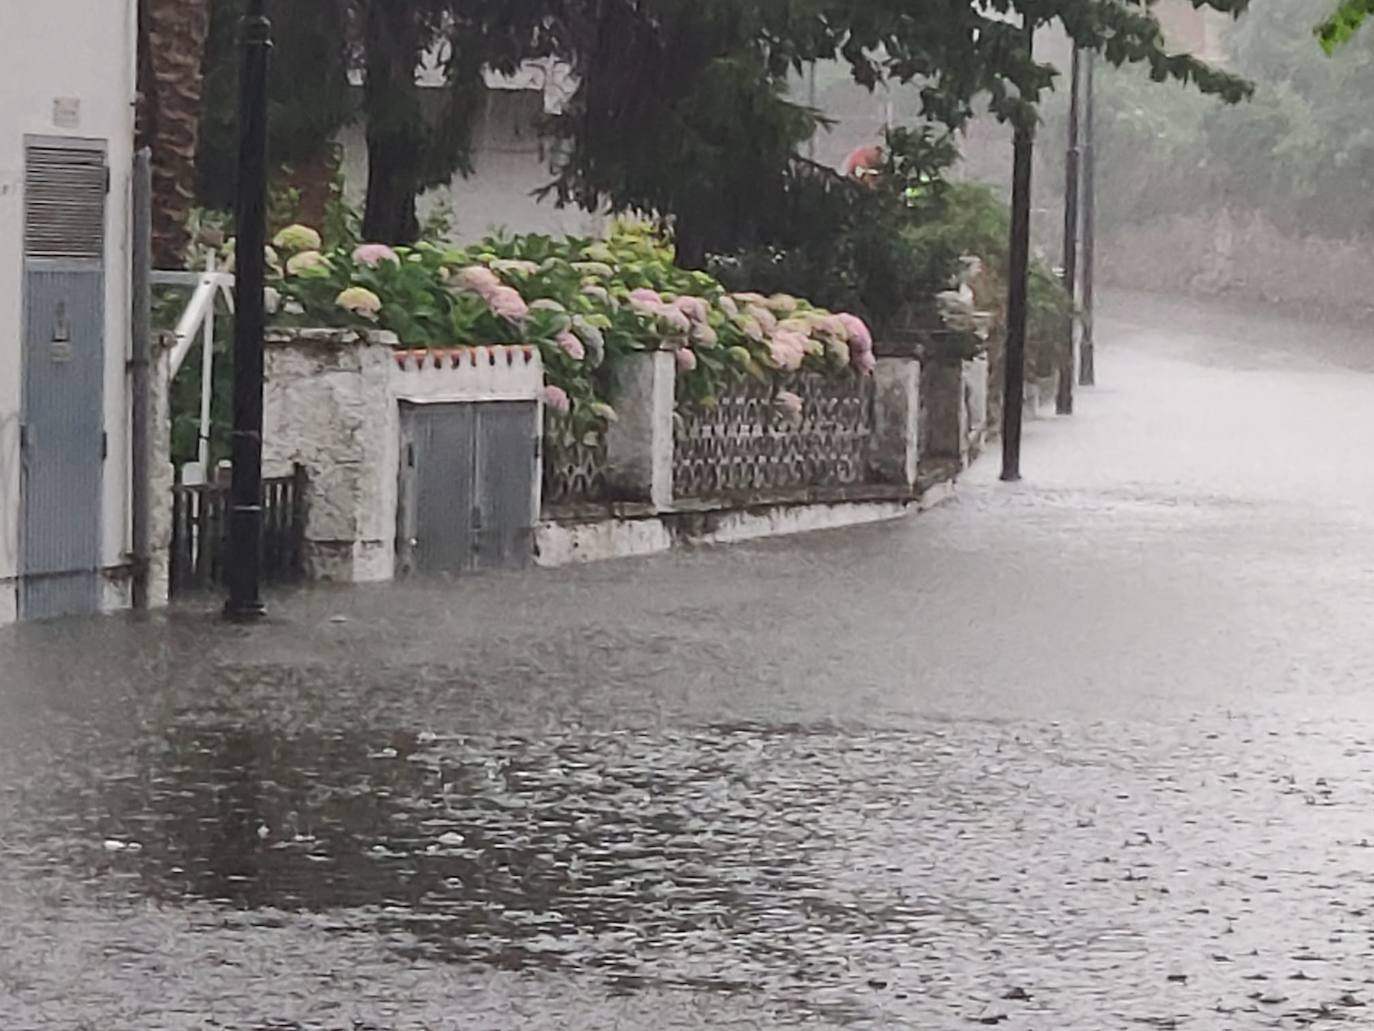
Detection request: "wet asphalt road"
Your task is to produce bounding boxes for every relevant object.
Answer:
[5,294,1374,1029]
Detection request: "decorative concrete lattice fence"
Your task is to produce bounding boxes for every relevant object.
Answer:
[542,440,609,509]
[673,375,876,499]
[550,351,923,514]
[250,331,994,579]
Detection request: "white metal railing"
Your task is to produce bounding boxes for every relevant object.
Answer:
[151,257,235,478]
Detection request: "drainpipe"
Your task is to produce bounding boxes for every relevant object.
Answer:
[130,148,152,611]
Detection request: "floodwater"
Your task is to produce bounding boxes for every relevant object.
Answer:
[4,294,1374,1028]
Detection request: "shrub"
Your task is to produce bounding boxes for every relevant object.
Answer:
[250,223,877,449]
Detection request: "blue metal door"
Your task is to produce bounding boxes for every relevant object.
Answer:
[398,402,477,576]
[473,401,537,571]
[19,139,108,620]
[396,401,536,576]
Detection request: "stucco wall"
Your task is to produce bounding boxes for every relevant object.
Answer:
[1099,211,1374,322]
[0,0,137,618]
[263,332,545,583]
[337,88,607,245]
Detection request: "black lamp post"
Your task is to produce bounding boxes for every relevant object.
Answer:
[224,0,271,622]
[1079,49,1097,387]
[1001,16,1036,483]
[1056,46,1082,416]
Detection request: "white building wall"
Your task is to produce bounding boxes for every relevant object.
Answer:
[0,0,138,622]
[338,87,607,246]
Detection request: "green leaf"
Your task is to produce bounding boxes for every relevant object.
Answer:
[1317,0,1374,50]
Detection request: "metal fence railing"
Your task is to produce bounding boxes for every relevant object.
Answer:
[169,465,307,597]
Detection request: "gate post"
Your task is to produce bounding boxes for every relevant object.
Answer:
[872,357,921,490]
[605,350,675,509]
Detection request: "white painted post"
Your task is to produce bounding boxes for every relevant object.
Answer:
[962,356,990,461]
[148,342,175,608]
[197,252,216,472]
[873,357,921,490]
[605,350,675,509]
[919,353,965,472]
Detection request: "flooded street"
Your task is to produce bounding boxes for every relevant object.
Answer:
[6,295,1374,1029]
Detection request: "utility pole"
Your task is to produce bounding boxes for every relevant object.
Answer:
[1001,18,1035,482]
[224,0,271,622]
[1079,49,1097,387]
[1056,47,1081,416]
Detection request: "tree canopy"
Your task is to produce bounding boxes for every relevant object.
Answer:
[195,0,1256,249]
[1318,0,1374,50]
[1053,0,1374,241]
[540,0,1252,263]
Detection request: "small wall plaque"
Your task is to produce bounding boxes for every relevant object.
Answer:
[53,98,81,130]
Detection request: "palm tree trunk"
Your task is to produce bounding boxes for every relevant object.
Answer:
[138,0,212,267]
[360,0,423,245]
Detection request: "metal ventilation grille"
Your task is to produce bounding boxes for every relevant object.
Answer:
[23,145,107,260]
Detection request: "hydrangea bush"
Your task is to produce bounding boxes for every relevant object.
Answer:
[260,222,877,449]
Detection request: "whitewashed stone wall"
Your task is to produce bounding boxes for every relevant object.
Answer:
[146,343,174,608]
[963,356,989,463]
[262,331,544,583]
[874,357,921,489]
[919,356,965,475]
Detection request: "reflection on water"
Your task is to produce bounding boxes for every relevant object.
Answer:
[6,672,1374,1029]
[7,303,1374,1025]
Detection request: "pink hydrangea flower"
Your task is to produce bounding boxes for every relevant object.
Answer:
[739,316,765,343]
[556,332,586,361]
[487,286,529,324]
[542,384,571,414]
[775,390,804,418]
[673,296,710,324]
[765,293,800,315]
[837,313,873,352]
[628,288,664,312]
[453,266,502,295]
[675,347,698,372]
[821,314,850,340]
[352,243,400,267]
[748,306,779,334]
[853,348,877,375]
[657,305,693,335]
[718,295,740,318]
[768,330,808,372]
[692,323,719,348]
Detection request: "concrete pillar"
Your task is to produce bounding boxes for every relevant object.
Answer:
[873,357,921,490]
[605,350,675,508]
[920,354,965,472]
[962,356,989,463]
[147,342,175,607]
[262,329,399,582]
